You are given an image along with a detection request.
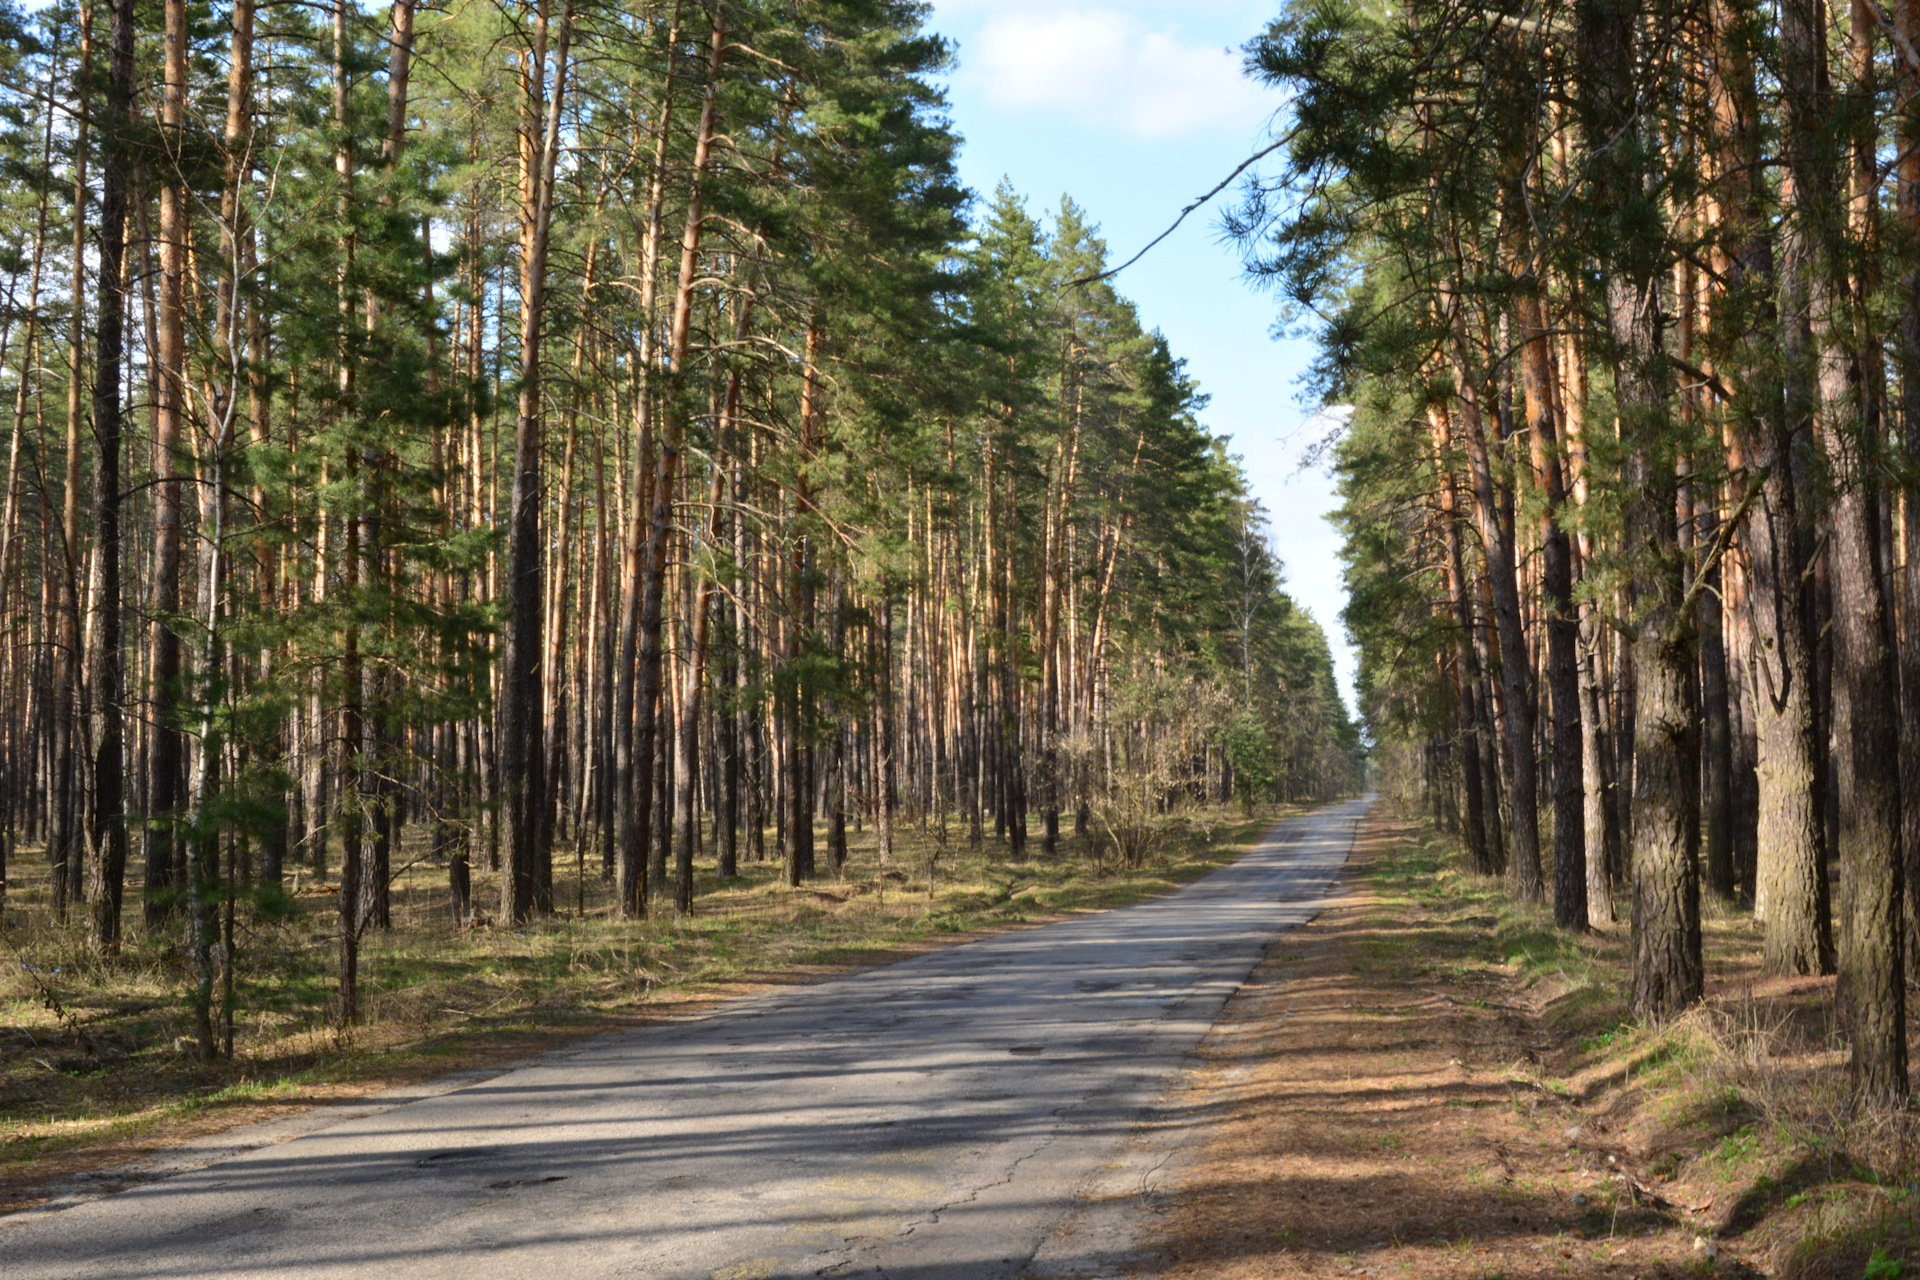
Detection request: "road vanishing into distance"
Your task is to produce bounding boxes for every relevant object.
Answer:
[1,797,1371,1280]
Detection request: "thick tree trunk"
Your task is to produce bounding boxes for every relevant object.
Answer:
[1747,479,1832,978]
[1753,0,1848,988]
[1791,0,1907,1103]
[1694,0,1834,965]
[1578,0,1701,1017]
[1896,0,1920,990]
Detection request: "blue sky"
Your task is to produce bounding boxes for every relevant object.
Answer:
[922,0,1358,713]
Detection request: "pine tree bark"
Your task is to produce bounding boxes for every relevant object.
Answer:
[333,0,363,1022]
[784,313,823,885]
[1699,539,1736,901]
[671,459,728,912]
[144,0,191,925]
[1577,0,1702,1017]
[1516,291,1585,928]
[499,0,572,923]
[1785,0,1908,1102]
[1694,0,1833,970]
[1444,311,1541,900]
[613,37,677,915]
[634,6,725,901]
[1895,0,1920,990]
[54,1,91,927]
[86,0,135,955]
[1427,403,1495,874]
[1553,325,1622,924]
[2,66,53,916]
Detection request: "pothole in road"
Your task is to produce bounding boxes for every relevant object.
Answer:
[417,1149,499,1167]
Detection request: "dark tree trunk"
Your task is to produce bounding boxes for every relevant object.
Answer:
[499,0,572,924]
[1700,542,1736,902]
[1428,404,1494,874]
[633,10,724,906]
[1578,0,1701,1017]
[1517,294,1585,929]
[86,0,135,954]
[1789,0,1906,1101]
[145,0,192,927]
[1447,331,1542,900]
[717,569,739,881]
[1897,0,1920,992]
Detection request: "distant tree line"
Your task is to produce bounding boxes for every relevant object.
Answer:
[0,0,1359,1055]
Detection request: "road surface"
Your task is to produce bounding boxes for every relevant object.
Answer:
[0,796,1370,1280]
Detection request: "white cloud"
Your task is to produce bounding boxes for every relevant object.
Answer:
[958,8,1275,141]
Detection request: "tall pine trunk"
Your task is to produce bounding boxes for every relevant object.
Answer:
[498,0,572,923]
[1784,0,1908,1102]
[634,6,725,900]
[1578,0,1701,1017]
[144,0,191,925]
[87,0,135,955]
[1445,309,1542,900]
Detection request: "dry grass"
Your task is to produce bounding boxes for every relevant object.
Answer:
[1365,807,1920,1278]
[1649,985,1920,1279]
[0,802,1297,1208]
[1145,804,1920,1279]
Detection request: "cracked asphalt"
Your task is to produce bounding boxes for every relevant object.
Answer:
[0,797,1369,1280]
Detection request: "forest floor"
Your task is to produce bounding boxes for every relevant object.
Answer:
[0,803,1290,1215]
[1140,806,1920,1280]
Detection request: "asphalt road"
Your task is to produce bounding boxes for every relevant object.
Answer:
[0,796,1371,1280]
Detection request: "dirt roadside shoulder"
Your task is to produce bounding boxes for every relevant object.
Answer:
[1055,806,1759,1280]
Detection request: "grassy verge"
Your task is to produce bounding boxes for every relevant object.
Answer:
[0,803,1297,1202]
[1368,806,1920,1279]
